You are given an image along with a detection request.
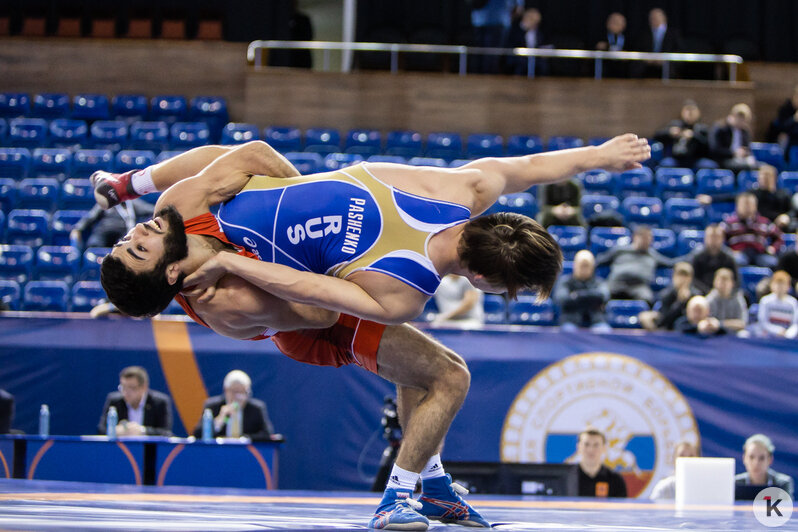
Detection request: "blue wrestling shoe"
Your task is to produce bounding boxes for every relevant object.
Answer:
[369,487,429,530]
[419,474,491,527]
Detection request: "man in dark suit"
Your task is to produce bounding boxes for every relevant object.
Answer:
[193,370,273,440]
[0,389,14,433]
[710,103,757,171]
[98,366,173,436]
[633,8,681,78]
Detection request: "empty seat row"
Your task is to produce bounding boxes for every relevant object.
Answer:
[1,181,94,212]
[581,194,736,229]
[0,279,105,312]
[0,209,92,245]
[0,244,108,285]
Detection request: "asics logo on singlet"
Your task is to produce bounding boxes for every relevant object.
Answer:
[287,216,343,245]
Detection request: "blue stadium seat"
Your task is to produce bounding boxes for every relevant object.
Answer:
[581,194,619,221]
[0,280,21,310]
[408,157,448,167]
[71,94,110,122]
[150,95,188,123]
[31,93,70,119]
[426,132,463,161]
[606,299,649,328]
[323,153,364,171]
[546,135,583,151]
[112,95,148,122]
[647,141,664,168]
[6,209,51,246]
[676,229,704,257]
[561,260,573,277]
[616,168,654,198]
[0,147,32,179]
[783,232,797,250]
[506,135,544,156]
[651,228,677,257]
[737,169,759,192]
[487,192,537,218]
[17,178,60,210]
[508,296,557,326]
[651,266,671,293]
[0,244,34,284]
[48,118,88,149]
[0,209,4,238]
[579,169,615,195]
[547,225,587,260]
[51,210,88,246]
[31,148,72,181]
[418,297,439,322]
[221,123,260,145]
[655,167,695,199]
[155,150,184,163]
[23,280,70,311]
[694,158,719,170]
[621,196,663,226]
[89,120,128,151]
[9,118,48,149]
[589,226,632,255]
[0,93,31,119]
[72,149,114,178]
[129,121,170,151]
[789,147,798,171]
[189,96,228,142]
[779,171,798,194]
[664,198,706,231]
[170,122,211,149]
[750,142,784,171]
[284,152,323,174]
[696,168,736,198]
[71,280,107,312]
[0,178,17,212]
[115,150,156,173]
[34,245,80,283]
[368,155,407,164]
[0,118,6,142]
[345,129,382,157]
[466,133,504,158]
[59,179,94,210]
[483,294,507,324]
[449,159,472,168]
[707,201,735,224]
[385,130,423,158]
[81,247,110,281]
[305,128,342,155]
[740,266,771,301]
[264,126,302,153]
[588,136,610,146]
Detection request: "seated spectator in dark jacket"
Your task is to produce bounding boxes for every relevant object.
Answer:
[193,370,274,440]
[537,179,584,227]
[688,224,738,293]
[654,100,711,168]
[575,428,627,498]
[735,433,794,497]
[507,8,549,76]
[554,250,611,332]
[597,226,674,305]
[71,199,154,250]
[98,366,173,436]
[674,295,726,336]
[768,84,798,162]
[777,230,798,287]
[705,268,748,333]
[720,192,783,268]
[0,389,13,434]
[595,12,628,77]
[631,8,681,78]
[710,103,757,171]
[640,262,700,331]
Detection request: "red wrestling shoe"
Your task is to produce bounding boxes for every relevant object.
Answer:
[90,169,141,209]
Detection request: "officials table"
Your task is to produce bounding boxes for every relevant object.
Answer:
[0,435,281,488]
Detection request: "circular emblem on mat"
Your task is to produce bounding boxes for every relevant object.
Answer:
[754,487,793,527]
[500,353,699,498]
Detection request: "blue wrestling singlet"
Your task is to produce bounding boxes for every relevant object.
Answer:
[216,163,471,295]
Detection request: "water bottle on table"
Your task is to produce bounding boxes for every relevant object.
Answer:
[201,408,214,442]
[38,404,50,437]
[107,406,118,439]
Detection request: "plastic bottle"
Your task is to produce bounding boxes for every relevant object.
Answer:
[226,402,242,438]
[38,404,50,437]
[201,408,213,442]
[107,406,118,439]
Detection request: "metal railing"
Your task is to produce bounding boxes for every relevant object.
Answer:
[247,40,743,82]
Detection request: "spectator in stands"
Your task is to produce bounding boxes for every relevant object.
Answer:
[767,83,798,156]
[654,100,711,168]
[640,262,700,331]
[98,366,173,436]
[632,8,681,78]
[756,270,798,339]
[776,230,798,286]
[688,224,738,293]
[193,370,273,439]
[649,441,700,500]
[470,0,524,74]
[710,103,757,171]
[720,192,783,268]
[70,199,154,250]
[554,250,611,332]
[674,295,725,335]
[595,12,628,77]
[575,428,627,498]
[0,389,13,434]
[507,8,549,76]
[705,268,748,333]
[597,226,674,305]
[432,274,485,328]
[537,179,584,228]
[735,433,795,497]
